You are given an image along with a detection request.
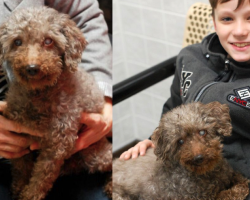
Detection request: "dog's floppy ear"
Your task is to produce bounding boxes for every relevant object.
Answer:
[0,25,5,66]
[203,101,232,137]
[151,126,170,161]
[61,17,87,72]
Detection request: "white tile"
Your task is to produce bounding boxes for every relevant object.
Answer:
[113,116,137,151]
[119,0,141,5]
[135,116,158,140]
[113,32,124,63]
[145,39,168,66]
[163,0,187,15]
[152,96,167,122]
[167,44,182,57]
[148,76,174,99]
[142,9,165,40]
[127,61,147,77]
[123,34,147,65]
[113,104,120,123]
[119,98,132,118]
[120,4,143,35]
[120,116,137,140]
[132,92,154,119]
[140,0,163,10]
[164,13,185,45]
[113,2,120,34]
[113,62,127,84]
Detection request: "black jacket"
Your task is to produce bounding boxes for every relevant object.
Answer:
[163,33,250,179]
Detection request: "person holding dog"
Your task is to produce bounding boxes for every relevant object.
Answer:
[120,0,250,196]
[0,0,112,200]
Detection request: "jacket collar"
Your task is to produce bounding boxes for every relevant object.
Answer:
[202,33,250,76]
[4,0,23,11]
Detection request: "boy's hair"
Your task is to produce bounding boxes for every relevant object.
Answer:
[209,0,247,15]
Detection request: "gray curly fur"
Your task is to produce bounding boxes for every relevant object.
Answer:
[0,7,112,200]
[113,102,249,200]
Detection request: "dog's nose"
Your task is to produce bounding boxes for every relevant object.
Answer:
[26,64,40,76]
[193,155,204,165]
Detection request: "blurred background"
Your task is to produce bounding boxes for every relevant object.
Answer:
[113,0,210,153]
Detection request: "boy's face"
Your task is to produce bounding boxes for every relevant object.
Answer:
[213,0,250,62]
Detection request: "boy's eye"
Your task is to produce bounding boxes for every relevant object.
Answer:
[222,17,232,22]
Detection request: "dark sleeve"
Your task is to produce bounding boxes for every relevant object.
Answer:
[162,55,183,115]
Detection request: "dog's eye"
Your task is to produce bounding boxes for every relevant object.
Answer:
[44,38,53,46]
[199,130,206,136]
[178,139,184,145]
[14,39,22,46]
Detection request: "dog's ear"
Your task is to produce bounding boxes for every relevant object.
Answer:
[151,126,170,161]
[60,17,87,72]
[202,101,232,137]
[0,25,5,66]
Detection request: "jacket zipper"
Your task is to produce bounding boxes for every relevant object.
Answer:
[194,82,218,102]
[194,59,232,102]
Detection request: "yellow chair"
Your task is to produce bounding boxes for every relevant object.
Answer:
[183,2,214,47]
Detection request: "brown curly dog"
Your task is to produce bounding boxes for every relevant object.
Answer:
[113,102,249,200]
[0,7,112,200]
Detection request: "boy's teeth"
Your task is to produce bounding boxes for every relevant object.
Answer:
[234,43,250,47]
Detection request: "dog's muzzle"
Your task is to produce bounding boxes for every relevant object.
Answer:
[26,64,40,76]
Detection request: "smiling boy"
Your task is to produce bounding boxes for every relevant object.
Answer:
[120,0,250,196]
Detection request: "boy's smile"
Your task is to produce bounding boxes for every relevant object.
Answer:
[213,0,250,62]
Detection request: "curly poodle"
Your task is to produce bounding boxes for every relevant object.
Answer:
[0,6,112,200]
[113,102,249,200]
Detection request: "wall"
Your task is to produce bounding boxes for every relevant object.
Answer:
[113,0,210,152]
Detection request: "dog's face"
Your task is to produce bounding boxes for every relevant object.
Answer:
[152,101,232,175]
[0,7,87,90]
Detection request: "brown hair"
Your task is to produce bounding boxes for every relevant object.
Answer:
[209,0,248,15]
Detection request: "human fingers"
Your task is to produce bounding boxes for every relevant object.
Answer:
[119,148,134,160]
[0,130,32,148]
[80,113,106,128]
[0,101,7,112]
[0,143,30,153]
[29,142,40,151]
[138,142,148,156]
[0,116,43,137]
[73,127,105,152]
[119,151,128,160]
[131,145,140,159]
[0,149,30,159]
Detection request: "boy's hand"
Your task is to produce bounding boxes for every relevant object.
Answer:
[0,101,42,159]
[72,97,112,154]
[119,139,155,160]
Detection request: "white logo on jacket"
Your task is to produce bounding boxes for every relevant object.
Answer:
[181,71,193,97]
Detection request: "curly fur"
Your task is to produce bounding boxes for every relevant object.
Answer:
[0,7,112,200]
[113,102,249,200]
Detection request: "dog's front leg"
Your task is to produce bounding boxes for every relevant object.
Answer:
[216,172,249,200]
[18,151,64,200]
[18,135,75,200]
[11,154,34,200]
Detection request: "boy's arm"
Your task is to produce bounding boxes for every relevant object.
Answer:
[45,0,112,98]
[162,57,183,115]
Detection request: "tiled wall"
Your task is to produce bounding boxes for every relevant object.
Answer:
[113,0,210,152]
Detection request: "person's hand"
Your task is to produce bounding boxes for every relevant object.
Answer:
[72,97,112,154]
[119,139,155,160]
[0,101,42,159]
